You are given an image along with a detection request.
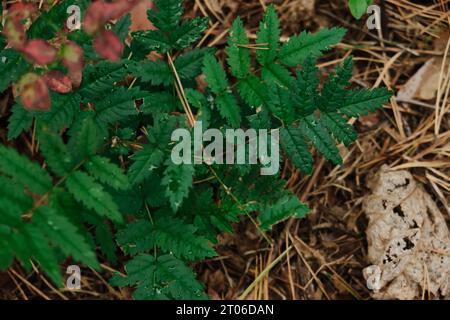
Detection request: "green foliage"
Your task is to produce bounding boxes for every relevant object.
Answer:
[66,171,123,223]
[203,54,241,127]
[279,27,346,66]
[227,18,251,79]
[0,0,392,300]
[0,145,52,194]
[110,254,207,299]
[162,162,195,212]
[0,49,30,93]
[132,0,208,53]
[259,193,309,231]
[348,0,373,19]
[7,104,34,140]
[256,5,280,66]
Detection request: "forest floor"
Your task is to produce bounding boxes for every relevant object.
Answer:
[1,0,449,300]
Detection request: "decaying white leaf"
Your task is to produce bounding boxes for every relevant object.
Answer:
[363,166,450,299]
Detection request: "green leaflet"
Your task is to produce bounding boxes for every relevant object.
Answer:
[261,63,294,88]
[33,206,100,269]
[66,171,123,223]
[280,127,313,175]
[300,115,343,165]
[81,60,132,98]
[68,114,104,163]
[94,87,144,125]
[141,91,181,114]
[0,198,27,228]
[0,176,33,212]
[38,126,73,177]
[339,88,392,116]
[171,18,209,50]
[320,112,357,147]
[7,104,33,140]
[267,85,295,123]
[84,155,130,190]
[226,18,251,79]
[175,48,214,80]
[215,94,241,128]
[256,5,280,66]
[23,224,63,285]
[0,145,52,195]
[128,146,164,186]
[37,93,81,131]
[203,54,241,127]
[279,27,346,66]
[291,56,319,117]
[162,162,195,212]
[318,57,353,113]
[237,75,268,107]
[259,194,309,230]
[95,223,118,265]
[113,14,132,41]
[203,54,229,94]
[130,59,173,86]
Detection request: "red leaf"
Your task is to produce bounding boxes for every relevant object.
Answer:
[3,3,37,49]
[61,41,84,71]
[22,40,57,65]
[17,73,50,111]
[83,1,111,34]
[67,69,83,88]
[130,0,155,32]
[3,18,26,49]
[8,3,37,21]
[84,0,141,34]
[43,71,73,93]
[93,30,124,62]
[61,41,84,87]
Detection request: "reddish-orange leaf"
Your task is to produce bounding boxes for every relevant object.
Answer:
[17,73,51,111]
[61,41,84,87]
[67,69,83,88]
[22,40,57,65]
[93,29,124,62]
[3,18,26,49]
[130,0,155,32]
[84,0,142,34]
[43,71,73,93]
[83,1,110,34]
[61,41,84,71]
[8,2,37,21]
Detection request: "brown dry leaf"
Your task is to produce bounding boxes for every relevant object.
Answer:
[281,0,317,29]
[359,113,380,127]
[397,58,445,101]
[397,31,450,101]
[130,0,155,32]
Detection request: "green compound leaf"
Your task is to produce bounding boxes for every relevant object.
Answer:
[66,171,123,223]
